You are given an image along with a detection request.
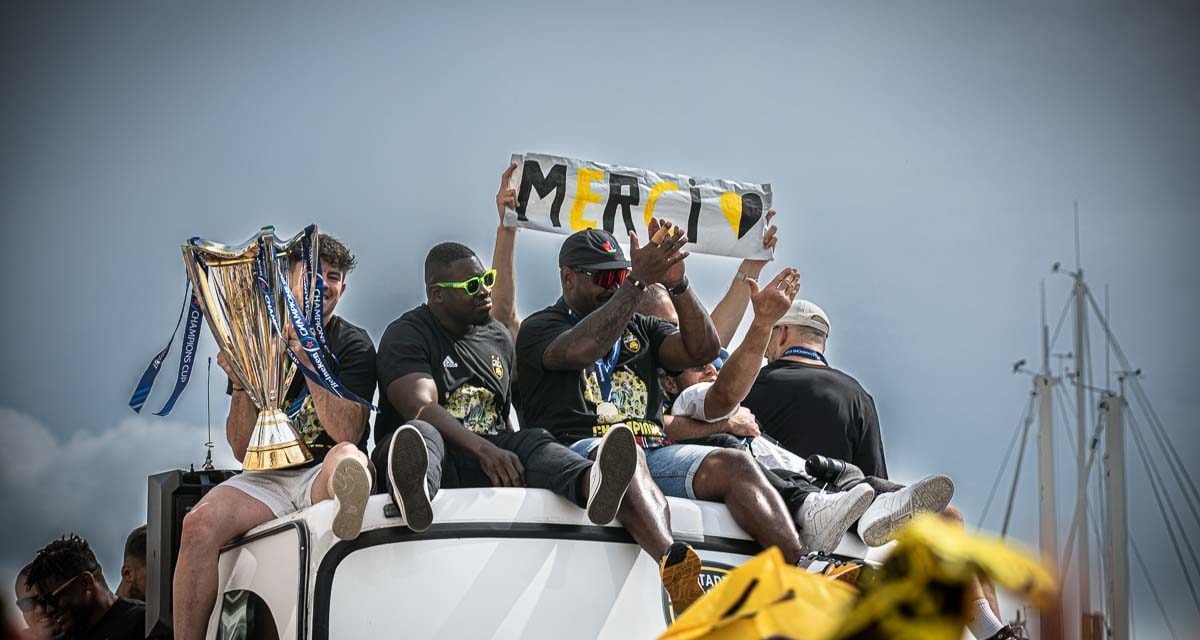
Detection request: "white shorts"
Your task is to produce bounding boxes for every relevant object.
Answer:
[221,465,324,518]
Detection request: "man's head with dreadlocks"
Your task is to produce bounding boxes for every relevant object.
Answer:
[26,534,116,634]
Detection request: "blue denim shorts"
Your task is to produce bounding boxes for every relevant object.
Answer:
[569,439,715,499]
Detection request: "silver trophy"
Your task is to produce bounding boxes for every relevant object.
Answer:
[182,226,318,471]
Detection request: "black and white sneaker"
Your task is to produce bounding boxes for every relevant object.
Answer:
[585,424,637,524]
[387,425,434,533]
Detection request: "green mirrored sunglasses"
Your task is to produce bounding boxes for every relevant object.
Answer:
[432,269,497,295]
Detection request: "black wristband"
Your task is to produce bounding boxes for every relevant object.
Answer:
[666,276,690,296]
[627,274,648,291]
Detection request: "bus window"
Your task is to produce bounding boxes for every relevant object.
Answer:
[216,589,280,640]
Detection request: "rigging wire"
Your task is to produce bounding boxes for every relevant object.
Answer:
[1085,289,1200,524]
[1057,408,1105,583]
[1128,410,1200,616]
[1131,534,1181,640]
[1048,292,1073,355]
[1128,412,1200,588]
[978,395,1034,529]
[1000,406,1033,538]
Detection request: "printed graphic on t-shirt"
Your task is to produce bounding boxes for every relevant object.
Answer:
[491,354,505,380]
[583,367,666,447]
[446,384,503,435]
[292,395,321,445]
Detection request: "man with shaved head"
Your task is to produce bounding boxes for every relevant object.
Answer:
[372,241,641,533]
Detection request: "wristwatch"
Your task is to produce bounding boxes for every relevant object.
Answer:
[665,276,690,296]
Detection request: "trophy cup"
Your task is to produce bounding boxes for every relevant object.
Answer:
[182,226,318,471]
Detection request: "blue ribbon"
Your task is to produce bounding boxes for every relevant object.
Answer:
[783,346,827,365]
[566,304,622,402]
[129,280,196,413]
[256,245,376,411]
[153,294,205,416]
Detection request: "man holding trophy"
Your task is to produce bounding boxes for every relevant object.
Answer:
[170,231,376,640]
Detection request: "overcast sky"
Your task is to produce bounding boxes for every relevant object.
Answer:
[1,1,1197,637]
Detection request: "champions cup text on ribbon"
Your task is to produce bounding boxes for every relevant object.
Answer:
[503,153,775,261]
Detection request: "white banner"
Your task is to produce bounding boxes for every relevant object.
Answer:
[502,153,774,260]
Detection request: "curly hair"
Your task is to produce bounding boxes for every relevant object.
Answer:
[26,534,103,590]
[289,232,358,274]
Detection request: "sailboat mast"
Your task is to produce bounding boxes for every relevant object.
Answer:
[1103,380,1129,640]
[1073,207,1092,636]
[1037,279,1063,640]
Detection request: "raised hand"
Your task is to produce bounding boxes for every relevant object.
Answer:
[215,350,242,390]
[740,209,778,278]
[748,267,799,325]
[629,217,689,285]
[496,161,518,224]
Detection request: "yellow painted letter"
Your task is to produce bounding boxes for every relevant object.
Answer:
[569,168,605,231]
[644,182,680,226]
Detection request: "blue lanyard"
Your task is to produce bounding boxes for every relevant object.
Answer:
[129,277,205,416]
[566,303,622,401]
[256,243,376,411]
[783,346,827,365]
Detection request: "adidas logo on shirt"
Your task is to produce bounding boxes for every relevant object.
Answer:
[443,355,459,369]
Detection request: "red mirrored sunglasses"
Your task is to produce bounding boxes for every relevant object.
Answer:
[573,267,629,290]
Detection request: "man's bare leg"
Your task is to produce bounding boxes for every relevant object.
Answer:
[692,449,805,564]
[173,486,275,640]
[584,447,673,557]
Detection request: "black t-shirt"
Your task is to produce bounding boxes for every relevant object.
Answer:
[375,304,514,445]
[514,298,677,447]
[225,315,377,467]
[742,360,888,478]
[61,597,144,640]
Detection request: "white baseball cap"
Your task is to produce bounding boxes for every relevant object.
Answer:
[774,299,831,336]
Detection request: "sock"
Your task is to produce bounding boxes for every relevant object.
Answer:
[966,598,1006,639]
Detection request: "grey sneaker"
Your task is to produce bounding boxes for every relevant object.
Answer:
[387,425,434,533]
[330,457,371,540]
[586,424,637,524]
[797,484,875,553]
[857,474,954,546]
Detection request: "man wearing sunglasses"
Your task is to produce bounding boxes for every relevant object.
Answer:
[515,221,809,613]
[25,535,144,640]
[15,564,58,640]
[372,242,639,536]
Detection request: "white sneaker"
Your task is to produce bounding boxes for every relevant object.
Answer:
[330,457,371,540]
[857,474,955,546]
[797,484,875,553]
[586,424,637,524]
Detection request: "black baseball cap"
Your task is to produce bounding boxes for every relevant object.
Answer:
[558,228,631,270]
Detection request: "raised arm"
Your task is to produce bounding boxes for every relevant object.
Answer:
[703,267,799,419]
[386,373,525,487]
[709,209,777,347]
[543,219,688,370]
[491,162,521,339]
[289,323,370,445]
[655,223,721,372]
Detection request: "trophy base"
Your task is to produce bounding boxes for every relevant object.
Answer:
[243,408,313,471]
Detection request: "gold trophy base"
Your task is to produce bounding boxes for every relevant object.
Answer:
[243,408,313,471]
